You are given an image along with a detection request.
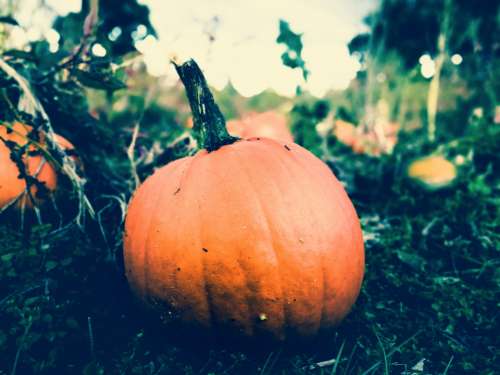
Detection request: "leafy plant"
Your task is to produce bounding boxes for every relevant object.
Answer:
[276,19,309,83]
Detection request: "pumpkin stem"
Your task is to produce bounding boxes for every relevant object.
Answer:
[174,59,238,152]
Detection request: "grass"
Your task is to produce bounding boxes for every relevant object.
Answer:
[0,128,499,375]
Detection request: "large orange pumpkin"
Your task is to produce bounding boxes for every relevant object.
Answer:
[123,60,364,341]
[226,111,294,142]
[0,122,75,209]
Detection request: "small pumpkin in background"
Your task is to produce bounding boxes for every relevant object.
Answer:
[332,119,399,156]
[333,119,357,148]
[407,155,457,190]
[123,60,364,341]
[226,111,293,142]
[187,111,294,142]
[0,122,76,209]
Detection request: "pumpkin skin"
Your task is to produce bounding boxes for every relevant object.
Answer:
[0,122,75,209]
[124,137,364,340]
[226,111,294,142]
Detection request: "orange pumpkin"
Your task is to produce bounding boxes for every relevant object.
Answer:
[226,111,294,142]
[0,122,75,209]
[407,155,457,189]
[333,119,357,147]
[123,60,364,340]
[333,120,399,156]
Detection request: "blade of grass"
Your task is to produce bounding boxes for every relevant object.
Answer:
[374,329,389,375]
[330,341,346,375]
[264,348,282,375]
[342,342,358,375]
[260,351,274,375]
[442,356,454,375]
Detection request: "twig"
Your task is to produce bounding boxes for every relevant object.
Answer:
[309,358,337,370]
[36,0,99,83]
[125,79,157,189]
[303,341,345,372]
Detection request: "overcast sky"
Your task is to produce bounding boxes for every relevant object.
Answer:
[140,0,376,97]
[13,0,376,97]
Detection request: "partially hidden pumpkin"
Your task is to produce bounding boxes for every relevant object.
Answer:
[407,155,457,189]
[0,122,75,209]
[333,119,399,156]
[123,60,364,341]
[226,111,294,142]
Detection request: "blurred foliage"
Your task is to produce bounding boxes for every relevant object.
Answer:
[276,19,309,83]
[213,81,241,120]
[348,0,499,123]
[0,0,188,229]
[246,89,289,114]
[349,0,499,70]
[290,96,329,155]
[53,0,156,57]
[214,83,290,120]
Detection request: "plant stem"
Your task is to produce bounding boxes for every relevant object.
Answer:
[427,0,452,142]
[173,59,238,152]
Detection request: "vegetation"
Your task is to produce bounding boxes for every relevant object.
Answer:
[0,0,498,374]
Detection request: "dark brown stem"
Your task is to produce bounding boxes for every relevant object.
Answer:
[173,59,238,152]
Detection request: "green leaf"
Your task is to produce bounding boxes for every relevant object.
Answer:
[1,253,14,262]
[45,260,58,271]
[74,69,127,91]
[396,251,427,271]
[276,19,309,81]
[277,20,303,55]
[0,16,19,26]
